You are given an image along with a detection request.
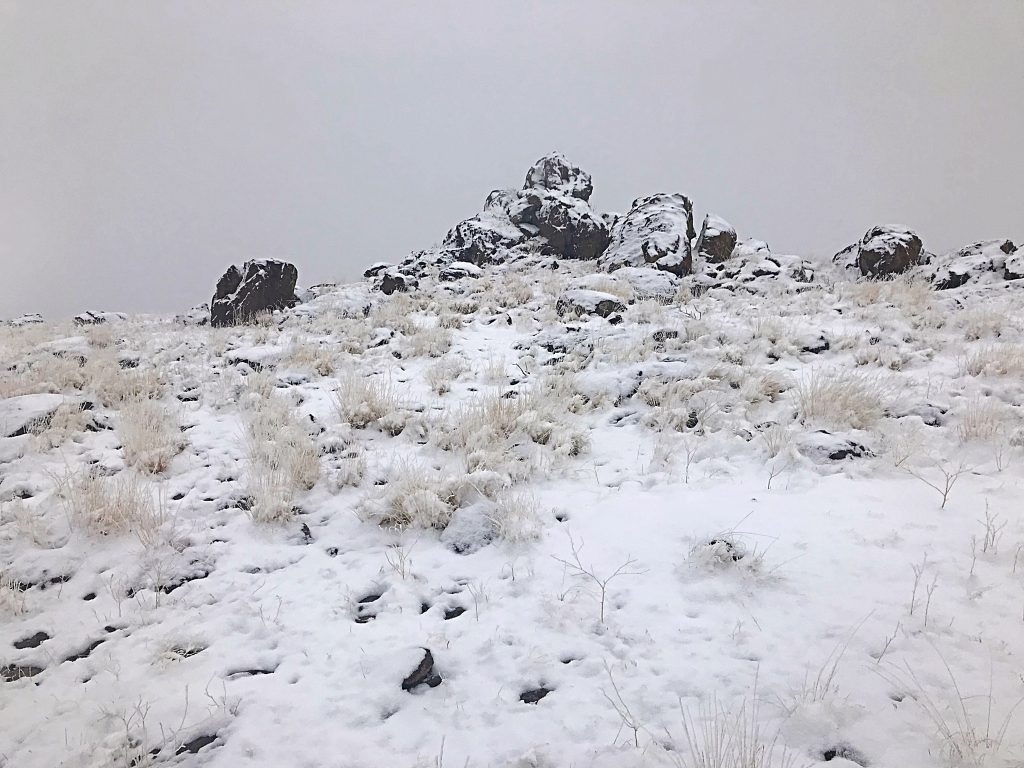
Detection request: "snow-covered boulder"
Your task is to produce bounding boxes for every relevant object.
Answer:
[832,242,860,272]
[598,193,696,277]
[555,289,625,318]
[856,225,925,278]
[695,214,737,264]
[697,240,814,290]
[0,394,74,438]
[1006,248,1024,281]
[927,239,1018,290]
[523,151,594,201]
[210,259,300,327]
[611,267,678,302]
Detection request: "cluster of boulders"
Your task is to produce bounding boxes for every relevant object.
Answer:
[833,225,1021,290]
[197,153,1019,325]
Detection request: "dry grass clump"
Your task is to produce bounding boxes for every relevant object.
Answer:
[794,369,891,430]
[118,399,187,473]
[957,344,1024,377]
[359,460,456,530]
[334,374,401,429]
[286,340,335,376]
[88,357,164,407]
[55,470,167,545]
[425,358,466,396]
[956,396,1014,443]
[243,394,320,521]
[406,326,453,358]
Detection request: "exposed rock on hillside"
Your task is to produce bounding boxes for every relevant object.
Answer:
[695,214,737,264]
[856,225,926,278]
[210,260,299,327]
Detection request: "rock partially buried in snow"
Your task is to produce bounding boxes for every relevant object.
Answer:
[401,649,442,691]
[598,193,696,277]
[73,311,126,326]
[856,225,925,278]
[438,261,483,281]
[378,270,419,295]
[0,394,76,438]
[695,214,737,264]
[556,289,626,318]
[210,259,300,327]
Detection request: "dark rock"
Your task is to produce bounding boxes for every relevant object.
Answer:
[175,735,218,755]
[441,214,525,266]
[210,260,299,327]
[599,193,695,276]
[379,270,419,295]
[443,606,466,620]
[1,664,44,682]
[363,263,391,278]
[520,687,552,704]
[832,242,860,272]
[402,649,442,691]
[695,214,737,264]
[856,226,925,278]
[13,631,49,650]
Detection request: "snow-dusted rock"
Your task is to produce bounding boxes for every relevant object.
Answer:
[555,289,625,318]
[523,151,594,201]
[7,313,43,327]
[440,502,496,554]
[441,210,526,266]
[611,267,678,302]
[927,239,1018,289]
[73,311,126,326]
[695,213,737,264]
[0,393,72,438]
[508,189,609,260]
[438,261,483,281]
[598,193,696,277]
[832,242,860,272]
[1006,248,1024,281]
[210,259,300,327]
[225,345,286,371]
[857,225,925,278]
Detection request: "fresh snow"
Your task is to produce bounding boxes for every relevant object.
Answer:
[1,256,1023,768]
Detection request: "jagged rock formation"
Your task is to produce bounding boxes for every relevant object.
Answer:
[856,225,926,278]
[598,193,696,277]
[210,260,299,327]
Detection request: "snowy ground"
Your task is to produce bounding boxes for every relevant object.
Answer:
[2,258,1023,768]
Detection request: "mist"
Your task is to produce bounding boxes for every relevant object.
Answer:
[1,0,1021,318]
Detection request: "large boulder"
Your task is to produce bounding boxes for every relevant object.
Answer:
[523,151,594,201]
[598,193,696,277]
[695,214,737,264]
[856,225,925,278]
[210,259,299,327]
[508,191,609,260]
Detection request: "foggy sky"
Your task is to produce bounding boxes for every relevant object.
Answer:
[1,1,1022,318]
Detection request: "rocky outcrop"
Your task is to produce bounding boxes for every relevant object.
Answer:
[856,226,925,278]
[598,193,695,277]
[697,239,814,291]
[210,260,299,327]
[929,239,1017,290]
[428,153,609,268]
[695,214,737,264]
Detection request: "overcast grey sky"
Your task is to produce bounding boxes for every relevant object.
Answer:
[1,1,1022,318]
